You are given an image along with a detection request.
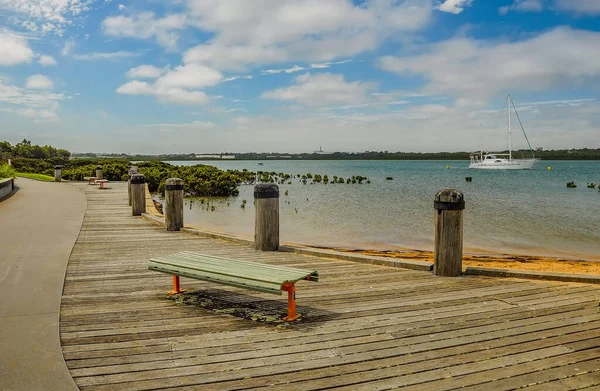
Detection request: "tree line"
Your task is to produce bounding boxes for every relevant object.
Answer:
[72,149,600,161]
[1,139,71,160]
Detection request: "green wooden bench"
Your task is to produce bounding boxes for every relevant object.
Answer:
[148,251,319,321]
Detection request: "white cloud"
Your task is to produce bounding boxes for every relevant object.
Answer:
[553,0,600,15]
[223,75,253,82]
[117,64,221,105]
[0,0,94,35]
[125,65,165,79]
[153,88,209,105]
[139,120,216,132]
[116,80,154,95]
[73,51,139,60]
[177,0,431,71]
[109,99,599,153]
[262,73,375,106]
[380,27,600,106]
[260,60,352,75]
[17,108,59,122]
[0,79,64,122]
[499,0,600,15]
[0,32,35,66]
[38,54,57,66]
[118,4,125,10]
[183,44,288,72]
[499,0,543,14]
[62,37,75,56]
[436,0,474,14]
[102,12,187,49]
[154,64,222,89]
[25,74,54,90]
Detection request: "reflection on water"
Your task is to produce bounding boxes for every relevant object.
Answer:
[160,160,600,261]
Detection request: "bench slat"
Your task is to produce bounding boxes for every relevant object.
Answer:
[150,252,318,284]
[148,251,318,295]
[178,251,319,279]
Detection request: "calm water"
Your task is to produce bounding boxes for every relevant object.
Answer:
[161,160,600,260]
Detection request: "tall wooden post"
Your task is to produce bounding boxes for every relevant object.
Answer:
[96,165,103,180]
[165,178,184,231]
[131,174,146,216]
[127,166,138,206]
[254,183,279,251]
[434,189,465,277]
[54,165,61,182]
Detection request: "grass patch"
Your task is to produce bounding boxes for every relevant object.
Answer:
[16,172,57,182]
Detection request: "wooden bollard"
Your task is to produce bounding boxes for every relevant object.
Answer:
[54,165,61,182]
[434,189,465,277]
[96,165,103,180]
[254,183,279,251]
[130,174,146,216]
[127,166,138,206]
[165,178,184,231]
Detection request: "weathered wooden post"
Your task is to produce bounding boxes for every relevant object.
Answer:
[434,189,465,277]
[54,165,62,182]
[254,183,279,251]
[127,166,138,206]
[165,178,184,231]
[96,165,103,180]
[130,174,146,216]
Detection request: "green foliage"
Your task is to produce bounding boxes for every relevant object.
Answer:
[1,139,70,160]
[0,163,15,179]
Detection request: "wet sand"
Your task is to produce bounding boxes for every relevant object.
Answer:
[333,248,600,276]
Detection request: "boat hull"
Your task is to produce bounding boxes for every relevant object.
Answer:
[469,159,538,170]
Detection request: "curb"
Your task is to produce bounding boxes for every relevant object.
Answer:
[279,245,433,272]
[465,266,600,284]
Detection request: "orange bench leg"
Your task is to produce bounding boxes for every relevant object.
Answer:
[282,282,301,322]
[168,275,185,295]
[100,182,104,189]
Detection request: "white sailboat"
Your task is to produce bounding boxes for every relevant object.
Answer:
[469,95,540,170]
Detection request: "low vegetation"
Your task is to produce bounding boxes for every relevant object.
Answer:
[0,163,15,179]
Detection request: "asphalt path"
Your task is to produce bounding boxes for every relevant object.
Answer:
[0,178,85,391]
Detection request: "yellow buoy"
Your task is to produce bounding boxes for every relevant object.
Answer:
[547,166,552,171]
[446,165,450,169]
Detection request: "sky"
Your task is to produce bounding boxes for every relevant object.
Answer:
[0,0,599,154]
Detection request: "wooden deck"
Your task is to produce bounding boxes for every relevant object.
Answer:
[60,182,600,390]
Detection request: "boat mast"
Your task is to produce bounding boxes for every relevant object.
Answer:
[479,122,483,162]
[508,95,512,160]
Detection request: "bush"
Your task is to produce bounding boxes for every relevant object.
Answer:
[0,163,15,179]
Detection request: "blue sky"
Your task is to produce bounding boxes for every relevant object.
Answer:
[0,0,599,154]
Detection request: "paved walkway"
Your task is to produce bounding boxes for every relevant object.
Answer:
[0,178,85,391]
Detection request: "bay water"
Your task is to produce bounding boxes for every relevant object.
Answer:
[162,160,600,261]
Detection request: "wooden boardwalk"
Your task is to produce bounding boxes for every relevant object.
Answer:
[60,182,600,390]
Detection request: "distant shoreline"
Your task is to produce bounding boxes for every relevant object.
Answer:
[72,148,600,162]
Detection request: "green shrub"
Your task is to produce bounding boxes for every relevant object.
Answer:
[0,163,16,179]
